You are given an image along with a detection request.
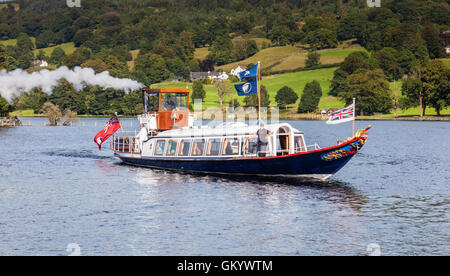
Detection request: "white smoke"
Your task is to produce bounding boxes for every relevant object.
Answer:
[0,66,144,102]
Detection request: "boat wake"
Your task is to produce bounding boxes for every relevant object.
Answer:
[43,149,114,160]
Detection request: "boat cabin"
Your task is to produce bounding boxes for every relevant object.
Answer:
[140,88,192,130]
[135,123,312,158]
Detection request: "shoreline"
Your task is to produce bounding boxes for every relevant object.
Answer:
[10,114,450,122]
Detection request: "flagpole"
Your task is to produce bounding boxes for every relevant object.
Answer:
[257,61,261,122]
[352,98,356,137]
[117,113,128,144]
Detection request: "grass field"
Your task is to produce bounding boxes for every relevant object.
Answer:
[194,47,210,60]
[216,44,366,72]
[33,42,77,56]
[127,49,140,70]
[0,38,76,56]
[9,109,38,117]
[440,58,450,68]
[0,38,18,47]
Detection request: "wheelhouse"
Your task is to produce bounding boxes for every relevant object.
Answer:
[139,88,192,131]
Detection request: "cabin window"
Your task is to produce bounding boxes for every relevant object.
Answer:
[294,135,306,152]
[223,138,240,155]
[166,140,178,156]
[244,137,258,155]
[147,93,159,112]
[207,138,222,156]
[191,139,206,156]
[179,140,191,156]
[161,93,188,111]
[155,140,166,156]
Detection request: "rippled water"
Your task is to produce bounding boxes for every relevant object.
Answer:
[0,117,449,255]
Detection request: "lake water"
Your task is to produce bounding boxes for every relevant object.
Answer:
[0,117,449,256]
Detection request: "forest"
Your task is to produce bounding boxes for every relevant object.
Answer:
[0,0,449,116]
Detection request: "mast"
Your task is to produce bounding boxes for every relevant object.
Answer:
[258,61,261,122]
[352,98,356,137]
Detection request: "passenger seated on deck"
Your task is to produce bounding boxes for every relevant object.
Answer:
[163,95,177,111]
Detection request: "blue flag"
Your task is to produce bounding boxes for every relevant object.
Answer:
[239,64,258,80]
[235,78,258,96]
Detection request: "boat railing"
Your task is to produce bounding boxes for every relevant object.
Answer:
[111,133,141,154]
[306,143,321,151]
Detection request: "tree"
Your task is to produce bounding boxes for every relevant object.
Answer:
[81,59,108,73]
[166,58,188,79]
[0,44,15,70]
[373,48,402,81]
[275,86,298,109]
[305,51,320,68]
[49,80,78,112]
[200,59,215,72]
[191,80,206,102]
[73,29,92,47]
[36,50,48,61]
[298,81,322,113]
[208,35,235,65]
[61,53,86,69]
[104,55,129,78]
[27,88,48,112]
[400,78,427,117]
[330,52,371,97]
[49,47,66,65]
[340,51,370,74]
[234,38,258,61]
[216,81,231,108]
[0,96,10,116]
[62,109,79,126]
[305,28,338,49]
[244,85,270,109]
[421,24,446,59]
[330,69,349,96]
[269,25,291,46]
[35,30,56,49]
[340,69,393,115]
[373,47,402,116]
[134,53,170,85]
[41,102,62,126]
[421,60,450,116]
[16,33,34,54]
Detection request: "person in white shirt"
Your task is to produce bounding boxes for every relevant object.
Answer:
[137,123,148,151]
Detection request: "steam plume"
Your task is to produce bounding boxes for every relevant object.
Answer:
[0,66,144,102]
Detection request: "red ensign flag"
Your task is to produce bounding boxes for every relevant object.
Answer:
[94,116,121,150]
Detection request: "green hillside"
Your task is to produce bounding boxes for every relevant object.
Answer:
[151,67,342,109]
[0,38,76,56]
[217,44,366,72]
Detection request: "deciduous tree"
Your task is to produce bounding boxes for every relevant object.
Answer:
[340,69,393,115]
[275,86,298,109]
[298,81,322,113]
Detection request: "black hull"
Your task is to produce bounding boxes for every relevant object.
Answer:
[115,137,367,179]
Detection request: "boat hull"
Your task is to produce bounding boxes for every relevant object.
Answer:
[115,137,367,180]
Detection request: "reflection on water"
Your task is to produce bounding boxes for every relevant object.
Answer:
[0,117,448,255]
